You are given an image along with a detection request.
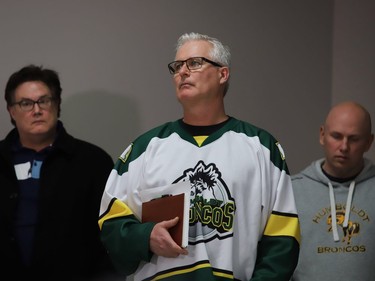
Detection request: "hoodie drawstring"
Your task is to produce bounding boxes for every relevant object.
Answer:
[328,180,356,242]
[344,181,355,227]
[328,182,339,242]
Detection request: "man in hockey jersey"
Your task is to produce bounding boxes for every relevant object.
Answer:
[291,101,375,281]
[99,32,300,280]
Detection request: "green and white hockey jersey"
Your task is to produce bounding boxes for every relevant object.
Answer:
[99,117,300,281]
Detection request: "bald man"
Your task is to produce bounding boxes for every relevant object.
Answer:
[291,101,375,281]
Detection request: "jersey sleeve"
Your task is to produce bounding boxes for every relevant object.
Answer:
[251,139,300,281]
[98,143,155,275]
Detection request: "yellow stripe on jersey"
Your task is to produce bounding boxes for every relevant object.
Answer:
[98,199,134,229]
[264,212,301,243]
[153,263,211,280]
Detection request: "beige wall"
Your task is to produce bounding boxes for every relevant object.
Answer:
[0,0,373,174]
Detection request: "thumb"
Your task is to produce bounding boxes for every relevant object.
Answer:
[164,216,179,229]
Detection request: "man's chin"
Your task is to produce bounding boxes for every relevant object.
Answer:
[30,125,52,134]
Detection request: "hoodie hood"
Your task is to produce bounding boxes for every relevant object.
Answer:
[299,158,375,186]
[294,158,375,242]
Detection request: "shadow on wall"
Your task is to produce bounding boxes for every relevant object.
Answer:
[61,91,139,162]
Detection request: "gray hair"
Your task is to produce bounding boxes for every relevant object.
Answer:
[175,32,231,95]
[176,32,231,67]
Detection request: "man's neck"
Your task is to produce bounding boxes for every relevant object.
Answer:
[19,131,56,152]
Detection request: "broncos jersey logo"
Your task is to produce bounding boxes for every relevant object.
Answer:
[174,160,236,244]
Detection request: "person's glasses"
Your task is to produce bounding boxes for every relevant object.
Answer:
[12,96,56,112]
[168,57,222,75]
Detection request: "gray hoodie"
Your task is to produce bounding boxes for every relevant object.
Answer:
[291,158,375,281]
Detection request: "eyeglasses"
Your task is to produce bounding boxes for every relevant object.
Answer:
[168,57,222,75]
[12,96,56,112]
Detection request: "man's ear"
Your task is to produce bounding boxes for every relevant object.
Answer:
[319,126,325,146]
[8,106,15,118]
[219,66,230,83]
[366,133,374,152]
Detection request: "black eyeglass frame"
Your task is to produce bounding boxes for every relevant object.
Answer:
[168,57,223,75]
[11,96,56,112]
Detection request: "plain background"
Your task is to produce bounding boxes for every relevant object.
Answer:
[0,0,374,175]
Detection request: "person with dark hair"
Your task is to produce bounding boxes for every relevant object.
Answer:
[98,32,300,281]
[291,101,375,281]
[0,64,120,280]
